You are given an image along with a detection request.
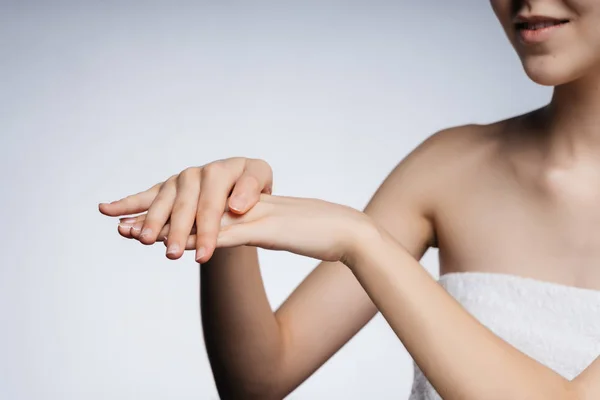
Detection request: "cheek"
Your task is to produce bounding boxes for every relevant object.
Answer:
[565,0,600,41]
[489,0,514,37]
[565,17,600,72]
[563,0,596,15]
[489,0,506,12]
[489,0,510,22]
[581,12,600,50]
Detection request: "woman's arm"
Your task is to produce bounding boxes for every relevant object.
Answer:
[107,130,451,398]
[348,225,596,400]
[197,137,441,399]
[573,359,600,399]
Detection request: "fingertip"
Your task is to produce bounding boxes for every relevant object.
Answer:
[194,246,206,263]
[130,223,143,239]
[165,242,182,259]
[117,223,133,238]
[99,201,122,216]
[98,202,110,214]
[228,195,250,214]
[166,251,182,260]
[136,225,149,241]
[228,206,246,215]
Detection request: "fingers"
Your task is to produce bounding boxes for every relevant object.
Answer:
[228,159,273,214]
[98,180,165,216]
[117,215,145,239]
[120,216,197,242]
[107,158,275,263]
[138,177,178,246]
[122,202,264,243]
[154,222,198,243]
[194,162,240,263]
[164,168,202,259]
[163,218,250,251]
[165,233,197,250]
[118,194,273,256]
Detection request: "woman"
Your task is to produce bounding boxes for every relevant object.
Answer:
[99,1,600,399]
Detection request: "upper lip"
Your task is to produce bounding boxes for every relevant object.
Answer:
[513,15,570,24]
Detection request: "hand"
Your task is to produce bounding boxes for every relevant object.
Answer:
[186,194,376,264]
[98,157,273,263]
[108,194,376,264]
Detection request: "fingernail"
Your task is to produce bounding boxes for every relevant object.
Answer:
[195,247,206,262]
[167,243,180,255]
[118,217,137,227]
[229,196,246,211]
[140,228,152,239]
[131,225,142,234]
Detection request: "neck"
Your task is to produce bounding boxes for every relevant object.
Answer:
[538,71,600,166]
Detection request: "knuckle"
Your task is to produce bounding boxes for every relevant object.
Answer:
[226,156,245,163]
[164,175,178,188]
[178,167,200,182]
[254,158,272,173]
[167,173,178,182]
[224,157,247,172]
[240,174,260,190]
[202,162,227,179]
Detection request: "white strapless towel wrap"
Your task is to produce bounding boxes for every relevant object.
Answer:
[409,272,600,400]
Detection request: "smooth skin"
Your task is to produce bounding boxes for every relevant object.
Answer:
[99,0,600,399]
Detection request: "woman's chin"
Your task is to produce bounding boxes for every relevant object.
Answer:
[523,66,570,87]
[520,58,586,87]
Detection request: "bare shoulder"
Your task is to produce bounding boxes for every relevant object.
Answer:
[359,122,500,256]
[415,122,505,162]
[383,122,505,207]
[374,120,513,246]
[423,117,523,170]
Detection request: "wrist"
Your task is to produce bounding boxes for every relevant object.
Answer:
[342,213,385,269]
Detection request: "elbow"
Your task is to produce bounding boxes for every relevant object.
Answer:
[211,367,291,399]
[214,377,286,400]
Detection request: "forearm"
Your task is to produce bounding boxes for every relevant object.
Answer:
[347,226,577,400]
[201,245,284,397]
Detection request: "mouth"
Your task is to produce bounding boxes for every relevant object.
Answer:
[515,18,570,31]
[513,16,571,44]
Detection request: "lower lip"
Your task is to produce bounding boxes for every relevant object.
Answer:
[517,22,569,44]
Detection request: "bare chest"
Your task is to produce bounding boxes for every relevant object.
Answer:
[434,160,600,290]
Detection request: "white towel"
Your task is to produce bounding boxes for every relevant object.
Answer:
[409,272,600,399]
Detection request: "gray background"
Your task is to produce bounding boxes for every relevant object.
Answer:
[1,1,551,399]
